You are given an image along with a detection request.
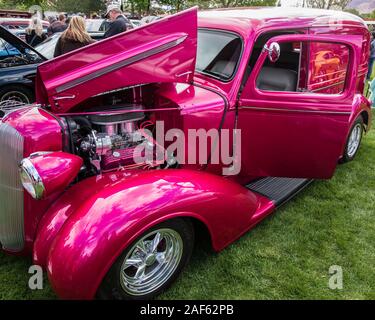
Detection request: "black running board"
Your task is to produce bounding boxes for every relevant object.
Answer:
[246,177,313,207]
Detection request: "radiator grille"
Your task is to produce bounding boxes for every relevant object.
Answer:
[0,122,24,252]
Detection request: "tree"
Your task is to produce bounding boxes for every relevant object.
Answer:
[306,0,351,10]
[52,0,105,15]
[216,0,276,8]
[0,0,50,10]
[0,0,15,9]
[124,0,152,15]
[344,8,362,17]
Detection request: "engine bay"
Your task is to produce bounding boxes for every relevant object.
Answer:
[61,87,179,178]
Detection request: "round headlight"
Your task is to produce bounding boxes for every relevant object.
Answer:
[19,158,45,200]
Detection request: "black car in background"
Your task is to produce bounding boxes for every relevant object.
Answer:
[0,25,46,106]
[0,26,104,116]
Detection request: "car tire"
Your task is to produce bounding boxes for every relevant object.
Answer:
[0,85,34,105]
[97,218,194,300]
[340,115,364,163]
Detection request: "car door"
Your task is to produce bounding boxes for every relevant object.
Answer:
[237,33,359,179]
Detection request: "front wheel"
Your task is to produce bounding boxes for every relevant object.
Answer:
[97,218,194,300]
[341,115,364,163]
[0,86,34,104]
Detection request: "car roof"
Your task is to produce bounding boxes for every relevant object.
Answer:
[198,7,367,38]
[0,17,49,25]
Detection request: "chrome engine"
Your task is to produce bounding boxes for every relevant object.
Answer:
[67,104,166,174]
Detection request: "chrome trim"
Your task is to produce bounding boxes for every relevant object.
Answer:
[310,80,346,93]
[56,35,188,94]
[92,83,150,98]
[240,106,351,115]
[53,95,76,101]
[0,123,24,252]
[29,151,52,159]
[20,158,45,200]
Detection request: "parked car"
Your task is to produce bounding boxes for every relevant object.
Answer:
[0,17,49,31]
[86,18,110,32]
[0,26,104,111]
[86,17,134,32]
[140,15,162,25]
[0,7,372,300]
[129,19,141,27]
[0,25,46,110]
[0,18,49,41]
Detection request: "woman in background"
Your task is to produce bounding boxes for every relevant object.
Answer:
[25,17,47,47]
[54,16,95,57]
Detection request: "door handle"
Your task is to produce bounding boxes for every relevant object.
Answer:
[53,95,76,101]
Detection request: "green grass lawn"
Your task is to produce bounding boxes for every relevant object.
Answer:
[0,113,374,300]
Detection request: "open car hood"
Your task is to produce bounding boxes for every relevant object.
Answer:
[0,25,46,61]
[36,8,198,113]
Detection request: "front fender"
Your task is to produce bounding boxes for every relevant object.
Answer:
[34,169,273,299]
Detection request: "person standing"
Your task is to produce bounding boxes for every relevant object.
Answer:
[47,13,68,36]
[104,4,128,38]
[25,17,47,47]
[54,16,95,57]
[367,32,375,80]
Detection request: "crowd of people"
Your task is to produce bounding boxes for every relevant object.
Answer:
[24,3,129,57]
[21,5,375,81]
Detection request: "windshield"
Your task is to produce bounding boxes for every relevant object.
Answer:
[35,34,60,60]
[196,29,242,81]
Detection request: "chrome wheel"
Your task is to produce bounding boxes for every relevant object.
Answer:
[120,228,183,296]
[347,123,362,158]
[1,91,30,104]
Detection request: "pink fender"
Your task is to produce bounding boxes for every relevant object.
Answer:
[34,169,274,299]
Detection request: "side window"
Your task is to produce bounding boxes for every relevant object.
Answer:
[255,41,350,94]
[307,42,349,94]
[256,41,302,92]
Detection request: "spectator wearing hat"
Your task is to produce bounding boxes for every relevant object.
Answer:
[104,4,128,38]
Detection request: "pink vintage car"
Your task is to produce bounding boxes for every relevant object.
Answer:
[0,7,372,300]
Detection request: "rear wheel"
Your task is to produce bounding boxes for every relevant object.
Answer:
[341,115,364,163]
[97,218,194,300]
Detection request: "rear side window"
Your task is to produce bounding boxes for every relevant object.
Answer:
[307,42,349,94]
[255,41,350,95]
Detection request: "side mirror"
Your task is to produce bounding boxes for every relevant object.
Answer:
[263,42,280,63]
